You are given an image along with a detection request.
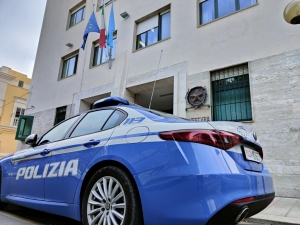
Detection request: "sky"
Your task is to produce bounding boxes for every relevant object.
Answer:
[0,0,47,78]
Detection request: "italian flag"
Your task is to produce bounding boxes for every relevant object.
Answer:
[99,4,106,48]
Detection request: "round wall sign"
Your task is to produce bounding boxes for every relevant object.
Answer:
[186,86,207,108]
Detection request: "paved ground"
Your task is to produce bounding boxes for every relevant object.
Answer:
[247,197,300,225]
[0,204,268,225]
[0,204,81,225]
[0,204,270,225]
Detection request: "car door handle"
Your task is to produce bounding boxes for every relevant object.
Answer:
[83,139,101,148]
[40,149,51,156]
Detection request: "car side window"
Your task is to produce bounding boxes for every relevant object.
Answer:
[102,110,127,130]
[39,116,79,145]
[70,110,114,138]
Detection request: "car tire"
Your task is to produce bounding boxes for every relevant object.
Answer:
[0,202,7,210]
[82,166,143,225]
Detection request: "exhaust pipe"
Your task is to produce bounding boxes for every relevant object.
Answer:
[235,207,249,223]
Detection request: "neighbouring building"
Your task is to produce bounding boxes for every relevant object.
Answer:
[0,66,31,157]
[23,0,300,198]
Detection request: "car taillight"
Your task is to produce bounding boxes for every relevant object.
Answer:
[233,196,255,203]
[159,130,243,150]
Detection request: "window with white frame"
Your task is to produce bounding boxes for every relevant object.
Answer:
[136,10,170,50]
[92,37,116,66]
[61,54,78,79]
[69,6,85,27]
[199,0,257,25]
[13,107,25,126]
[211,64,252,121]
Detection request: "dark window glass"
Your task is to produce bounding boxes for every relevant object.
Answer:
[160,12,170,40]
[93,38,117,66]
[212,64,252,121]
[137,32,147,49]
[217,0,236,18]
[102,110,126,130]
[147,27,158,46]
[39,116,79,144]
[93,46,101,66]
[200,0,215,24]
[54,106,67,125]
[18,80,24,88]
[200,0,256,25]
[69,6,85,27]
[15,108,25,118]
[70,110,114,138]
[240,0,256,9]
[62,55,78,78]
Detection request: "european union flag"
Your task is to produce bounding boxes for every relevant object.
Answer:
[81,12,100,50]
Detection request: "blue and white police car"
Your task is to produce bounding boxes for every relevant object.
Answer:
[0,97,275,225]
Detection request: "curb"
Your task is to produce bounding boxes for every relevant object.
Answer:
[245,216,300,225]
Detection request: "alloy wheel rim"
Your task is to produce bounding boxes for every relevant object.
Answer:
[87,176,126,225]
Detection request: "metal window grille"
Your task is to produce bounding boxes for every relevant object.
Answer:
[211,64,252,121]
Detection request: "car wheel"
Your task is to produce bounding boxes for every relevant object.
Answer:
[0,202,7,210]
[82,166,143,225]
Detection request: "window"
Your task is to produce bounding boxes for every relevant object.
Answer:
[102,110,126,130]
[70,110,114,138]
[92,38,116,66]
[69,6,85,27]
[13,107,25,126]
[15,115,34,141]
[38,116,79,145]
[18,80,24,88]
[54,106,67,125]
[199,0,257,25]
[211,64,252,121]
[97,0,113,10]
[136,10,170,49]
[61,54,78,79]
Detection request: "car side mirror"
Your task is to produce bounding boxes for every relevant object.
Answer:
[25,134,38,147]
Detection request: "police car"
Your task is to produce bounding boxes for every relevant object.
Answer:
[0,97,275,225]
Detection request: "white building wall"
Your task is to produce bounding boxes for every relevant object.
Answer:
[27,0,300,197]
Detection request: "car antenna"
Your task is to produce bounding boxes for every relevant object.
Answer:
[149,50,163,109]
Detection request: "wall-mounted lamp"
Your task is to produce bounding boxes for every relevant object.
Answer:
[284,0,300,24]
[120,11,129,19]
[66,43,73,47]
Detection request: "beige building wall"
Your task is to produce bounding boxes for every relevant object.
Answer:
[0,66,31,157]
[27,0,300,197]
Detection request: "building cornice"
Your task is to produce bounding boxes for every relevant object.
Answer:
[0,125,17,131]
[0,72,16,81]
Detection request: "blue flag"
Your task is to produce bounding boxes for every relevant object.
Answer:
[107,4,115,48]
[81,12,100,50]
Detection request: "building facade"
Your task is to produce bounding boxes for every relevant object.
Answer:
[25,0,300,198]
[0,66,31,157]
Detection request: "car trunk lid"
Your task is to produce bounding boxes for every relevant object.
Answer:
[208,121,263,172]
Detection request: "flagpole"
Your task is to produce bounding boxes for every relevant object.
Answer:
[79,3,96,92]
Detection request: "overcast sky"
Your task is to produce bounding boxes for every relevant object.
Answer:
[0,0,47,78]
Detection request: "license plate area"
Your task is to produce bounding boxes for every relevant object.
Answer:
[242,146,262,163]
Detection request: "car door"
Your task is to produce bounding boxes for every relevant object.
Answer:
[44,109,126,203]
[9,116,80,200]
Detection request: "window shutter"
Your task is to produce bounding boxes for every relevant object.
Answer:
[137,15,159,35]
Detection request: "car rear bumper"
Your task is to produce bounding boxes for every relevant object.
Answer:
[207,192,275,225]
[135,141,275,225]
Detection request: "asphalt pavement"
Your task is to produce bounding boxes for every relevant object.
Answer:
[0,204,81,225]
[0,204,267,225]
